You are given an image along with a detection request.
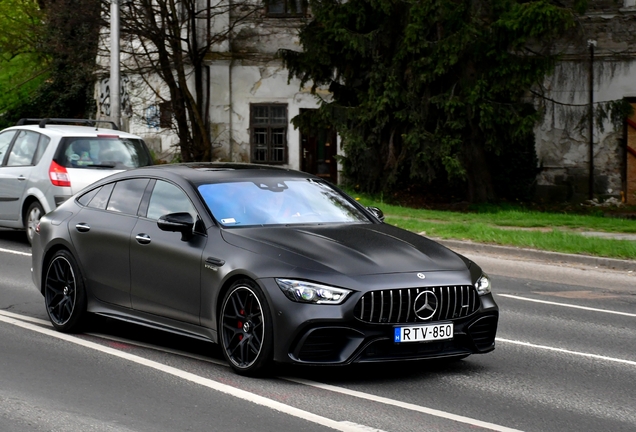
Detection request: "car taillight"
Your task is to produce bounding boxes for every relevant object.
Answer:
[49,161,71,187]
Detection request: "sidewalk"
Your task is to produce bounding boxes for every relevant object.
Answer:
[435,237,636,272]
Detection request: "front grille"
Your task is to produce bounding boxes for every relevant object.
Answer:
[354,285,480,324]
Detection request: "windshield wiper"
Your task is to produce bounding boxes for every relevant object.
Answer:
[84,163,117,168]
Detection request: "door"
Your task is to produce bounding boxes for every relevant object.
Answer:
[69,179,150,307]
[130,180,204,325]
[299,109,337,182]
[0,130,36,221]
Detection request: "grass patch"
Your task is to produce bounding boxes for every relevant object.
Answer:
[387,218,636,260]
[346,190,636,260]
[351,194,636,233]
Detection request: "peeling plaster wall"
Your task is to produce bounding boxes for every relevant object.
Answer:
[534,5,636,202]
[535,58,636,201]
[219,61,321,170]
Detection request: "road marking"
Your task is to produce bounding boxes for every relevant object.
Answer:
[285,378,522,432]
[497,294,636,317]
[0,311,379,432]
[0,310,50,326]
[84,332,229,367]
[496,338,636,366]
[0,247,31,257]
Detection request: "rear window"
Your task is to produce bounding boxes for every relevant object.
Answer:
[54,137,152,169]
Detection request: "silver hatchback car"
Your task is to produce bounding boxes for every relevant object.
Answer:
[0,118,153,244]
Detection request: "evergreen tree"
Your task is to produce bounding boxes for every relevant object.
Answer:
[281,0,585,202]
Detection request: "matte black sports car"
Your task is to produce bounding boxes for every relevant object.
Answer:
[31,163,498,375]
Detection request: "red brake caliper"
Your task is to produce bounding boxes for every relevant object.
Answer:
[238,309,245,341]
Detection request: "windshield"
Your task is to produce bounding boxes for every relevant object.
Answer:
[55,137,152,169]
[198,179,371,227]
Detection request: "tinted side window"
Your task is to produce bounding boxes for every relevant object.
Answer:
[7,130,40,166]
[146,181,197,220]
[0,130,17,164]
[107,179,150,215]
[77,187,101,207]
[87,183,115,210]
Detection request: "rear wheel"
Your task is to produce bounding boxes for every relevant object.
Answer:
[219,280,273,376]
[44,250,87,332]
[25,201,44,246]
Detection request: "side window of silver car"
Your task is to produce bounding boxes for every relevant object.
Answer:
[7,131,40,166]
[0,131,17,164]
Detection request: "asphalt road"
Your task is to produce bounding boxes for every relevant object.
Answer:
[1,228,635,432]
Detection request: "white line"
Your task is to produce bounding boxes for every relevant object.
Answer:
[0,247,31,257]
[497,294,636,317]
[0,310,50,326]
[0,312,376,432]
[496,338,636,366]
[84,332,229,367]
[284,378,523,432]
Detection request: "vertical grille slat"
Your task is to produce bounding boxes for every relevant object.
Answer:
[453,286,458,318]
[379,291,384,323]
[370,292,375,323]
[354,285,480,324]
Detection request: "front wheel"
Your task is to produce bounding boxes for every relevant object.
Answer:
[44,250,87,332]
[219,280,273,376]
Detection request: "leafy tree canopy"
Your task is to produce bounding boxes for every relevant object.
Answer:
[0,0,100,128]
[0,0,48,123]
[282,0,585,202]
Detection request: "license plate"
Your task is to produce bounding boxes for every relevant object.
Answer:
[394,323,453,343]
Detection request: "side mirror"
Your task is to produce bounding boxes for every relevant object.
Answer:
[367,206,385,222]
[157,212,195,241]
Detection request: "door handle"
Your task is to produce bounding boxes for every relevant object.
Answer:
[17,176,26,181]
[75,223,90,232]
[135,233,151,244]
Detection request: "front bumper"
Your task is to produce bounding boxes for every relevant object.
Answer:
[259,278,499,366]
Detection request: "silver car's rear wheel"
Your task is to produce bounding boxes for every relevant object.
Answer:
[219,280,273,376]
[44,250,87,332]
[25,201,44,246]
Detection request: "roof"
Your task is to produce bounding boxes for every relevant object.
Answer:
[3,124,143,139]
[116,162,311,185]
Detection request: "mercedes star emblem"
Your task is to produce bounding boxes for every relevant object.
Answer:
[413,290,438,320]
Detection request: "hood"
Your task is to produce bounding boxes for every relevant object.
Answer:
[221,223,468,276]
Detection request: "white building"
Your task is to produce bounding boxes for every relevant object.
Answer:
[96,0,636,203]
[96,0,340,185]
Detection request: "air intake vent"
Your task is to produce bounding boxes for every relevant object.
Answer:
[468,316,498,351]
[354,285,480,324]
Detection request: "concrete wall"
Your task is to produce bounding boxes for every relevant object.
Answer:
[534,5,636,203]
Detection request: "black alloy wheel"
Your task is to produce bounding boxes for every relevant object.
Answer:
[44,250,87,332]
[220,280,273,376]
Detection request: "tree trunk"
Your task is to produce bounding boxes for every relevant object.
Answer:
[462,138,496,203]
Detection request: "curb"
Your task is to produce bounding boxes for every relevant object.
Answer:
[434,238,636,272]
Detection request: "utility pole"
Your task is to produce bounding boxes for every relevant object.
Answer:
[588,39,596,200]
[110,0,120,129]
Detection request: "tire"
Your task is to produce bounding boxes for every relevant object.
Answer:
[44,250,87,332]
[219,280,273,376]
[25,201,44,246]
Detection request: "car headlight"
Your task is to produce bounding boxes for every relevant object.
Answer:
[475,273,491,295]
[276,279,352,305]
